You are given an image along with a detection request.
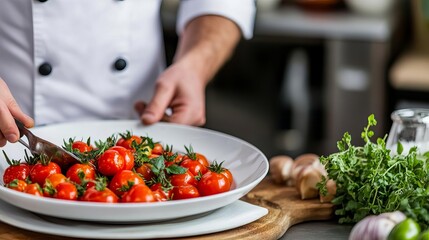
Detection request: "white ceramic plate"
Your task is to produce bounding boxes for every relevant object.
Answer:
[0,199,268,239]
[0,120,269,223]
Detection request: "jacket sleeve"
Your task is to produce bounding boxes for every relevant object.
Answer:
[176,0,256,39]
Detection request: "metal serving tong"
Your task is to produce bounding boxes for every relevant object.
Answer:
[14,119,81,169]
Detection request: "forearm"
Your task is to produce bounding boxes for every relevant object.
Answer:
[173,15,241,84]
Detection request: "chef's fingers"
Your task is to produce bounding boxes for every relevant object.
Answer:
[141,81,174,125]
[8,104,34,129]
[168,103,206,126]
[0,132,7,147]
[134,101,171,122]
[134,101,147,116]
[0,79,33,143]
[0,101,19,143]
[143,92,206,126]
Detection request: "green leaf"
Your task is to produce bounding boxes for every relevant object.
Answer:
[149,155,165,176]
[165,164,187,175]
[396,141,404,154]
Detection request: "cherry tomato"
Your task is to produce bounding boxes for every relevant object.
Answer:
[54,182,78,200]
[25,183,43,197]
[170,170,198,187]
[66,163,96,186]
[162,146,183,166]
[44,173,67,189]
[180,158,208,176]
[135,163,154,181]
[43,173,68,197]
[197,171,230,196]
[3,163,30,185]
[2,151,30,185]
[72,141,93,153]
[121,184,155,203]
[108,170,144,197]
[97,149,125,176]
[7,179,28,192]
[209,161,233,188]
[61,139,92,165]
[152,189,168,202]
[195,153,209,168]
[81,186,119,203]
[116,134,142,150]
[30,162,62,186]
[109,146,134,170]
[183,146,209,167]
[150,183,172,201]
[151,143,164,155]
[164,154,183,167]
[221,168,233,187]
[172,185,200,200]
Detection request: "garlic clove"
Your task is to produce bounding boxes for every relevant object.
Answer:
[312,159,328,176]
[291,164,305,186]
[269,155,294,184]
[281,158,294,181]
[294,153,319,167]
[292,153,319,181]
[295,158,325,186]
[296,165,323,199]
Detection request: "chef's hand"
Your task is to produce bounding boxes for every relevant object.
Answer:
[0,78,34,147]
[134,60,206,126]
[135,15,240,126]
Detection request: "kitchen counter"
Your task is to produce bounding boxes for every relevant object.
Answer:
[282,221,352,239]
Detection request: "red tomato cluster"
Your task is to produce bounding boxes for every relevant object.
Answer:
[1,131,234,203]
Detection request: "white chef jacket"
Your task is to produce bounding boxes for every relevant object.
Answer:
[0,0,255,126]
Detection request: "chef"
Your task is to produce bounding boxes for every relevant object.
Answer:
[0,0,256,146]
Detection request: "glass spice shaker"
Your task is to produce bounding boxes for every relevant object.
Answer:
[386,108,429,154]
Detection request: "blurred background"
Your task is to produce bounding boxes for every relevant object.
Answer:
[161,0,429,159]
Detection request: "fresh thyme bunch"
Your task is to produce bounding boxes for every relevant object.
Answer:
[319,114,429,229]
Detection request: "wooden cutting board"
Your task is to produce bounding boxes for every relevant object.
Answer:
[0,177,334,240]
[185,177,335,239]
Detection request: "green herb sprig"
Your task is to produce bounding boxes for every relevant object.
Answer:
[319,114,429,229]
